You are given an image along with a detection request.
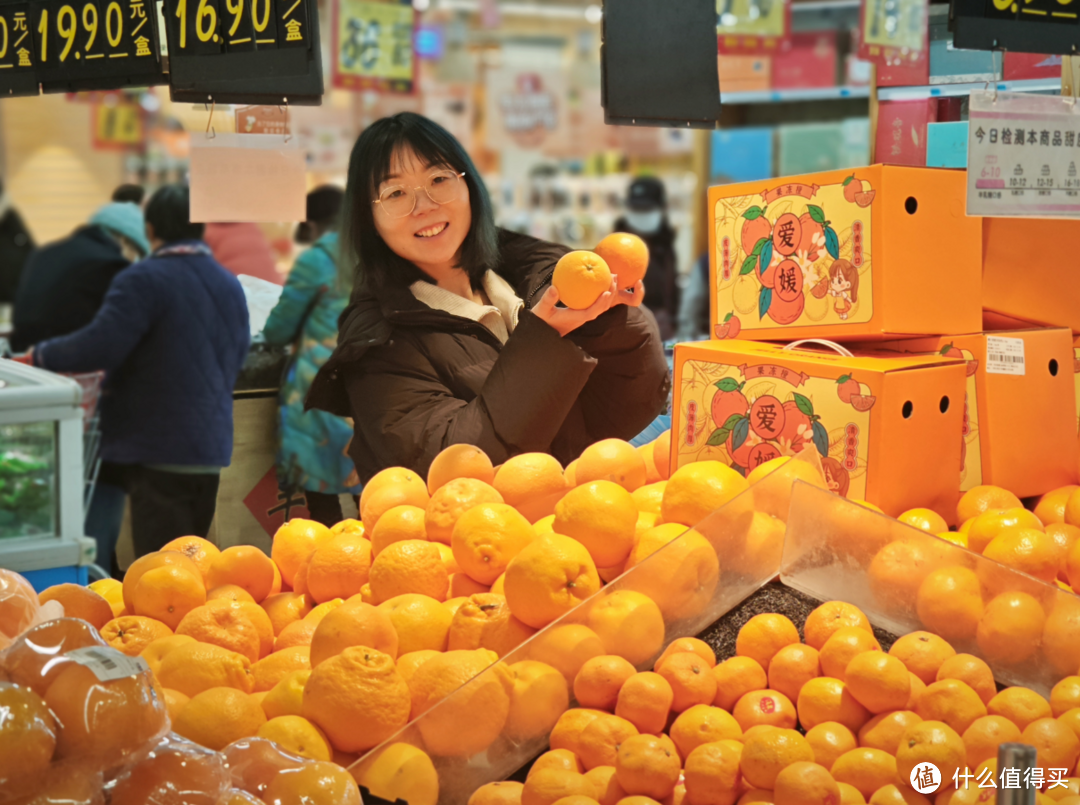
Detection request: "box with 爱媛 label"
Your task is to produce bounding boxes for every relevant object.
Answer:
[708,164,982,343]
[875,329,1079,501]
[671,339,967,522]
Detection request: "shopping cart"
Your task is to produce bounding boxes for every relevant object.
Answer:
[61,371,105,515]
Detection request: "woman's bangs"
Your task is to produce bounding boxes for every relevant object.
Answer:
[369,123,460,192]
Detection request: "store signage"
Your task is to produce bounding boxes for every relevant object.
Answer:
[967,90,1080,218]
[951,0,1080,54]
[0,0,322,103]
[163,0,323,104]
[331,0,414,94]
[858,0,928,66]
[92,96,143,147]
[716,0,790,54]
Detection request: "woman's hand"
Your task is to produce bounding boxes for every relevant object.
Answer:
[532,277,645,337]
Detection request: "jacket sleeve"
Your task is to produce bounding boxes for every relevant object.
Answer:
[261,248,326,347]
[563,303,671,441]
[33,267,161,374]
[343,311,597,477]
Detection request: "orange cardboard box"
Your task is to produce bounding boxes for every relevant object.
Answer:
[983,218,1080,334]
[671,339,967,522]
[876,329,1079,500]
[708,164,981,342]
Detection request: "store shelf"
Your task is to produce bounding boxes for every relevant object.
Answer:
[722,85,871,105]
[877,78,1061,102]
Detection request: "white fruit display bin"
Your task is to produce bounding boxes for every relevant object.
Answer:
[0,359,96,586]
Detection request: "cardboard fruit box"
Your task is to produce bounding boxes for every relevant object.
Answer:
[877,329,1080,499]
[671,339,967,522]
[708,164,982,342]
[983,218,1080,334]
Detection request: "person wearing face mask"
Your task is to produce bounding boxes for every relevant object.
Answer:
[11,201,150,353]
[613,177,679,341]
[306,113,669,483]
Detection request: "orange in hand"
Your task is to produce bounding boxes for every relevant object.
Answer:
[594,232,649,291]
[552,250,612,310]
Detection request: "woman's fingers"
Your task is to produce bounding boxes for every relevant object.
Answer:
[624,280,646,307]
[532,285,559,317]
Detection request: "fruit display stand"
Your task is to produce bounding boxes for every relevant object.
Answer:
[0,360,97,589]
[781,481,1079,698]
[347,454,820,804]
[349,464,1080,804]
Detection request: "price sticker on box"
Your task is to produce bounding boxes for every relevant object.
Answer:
[967,90,1080,218]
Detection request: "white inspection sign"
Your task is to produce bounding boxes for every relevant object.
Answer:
[967,90,1080,218]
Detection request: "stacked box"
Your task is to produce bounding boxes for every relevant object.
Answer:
[671,340,967,521]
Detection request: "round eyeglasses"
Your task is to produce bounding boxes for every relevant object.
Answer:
[373,170,467,218]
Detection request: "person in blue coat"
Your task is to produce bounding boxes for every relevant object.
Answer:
[28,184,250,565]
[262,186,360,527]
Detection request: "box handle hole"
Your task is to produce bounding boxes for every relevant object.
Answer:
[905,197,918,214]
[902,401,914,419]
[939,396,950,414]
[1050,359,1059,376]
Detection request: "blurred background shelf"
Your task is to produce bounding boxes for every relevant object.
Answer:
[878,78,1063,102]
[723,86,871,104]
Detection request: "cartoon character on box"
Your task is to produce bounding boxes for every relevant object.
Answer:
[828,259,858,321]
[715,174,874,335]
[679,359,875,498]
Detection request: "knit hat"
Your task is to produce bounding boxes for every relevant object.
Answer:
[90,202,150,257]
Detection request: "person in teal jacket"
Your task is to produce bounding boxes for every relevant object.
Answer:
[262,187,360,526]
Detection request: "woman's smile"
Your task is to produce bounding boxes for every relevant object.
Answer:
[415,222,449,239]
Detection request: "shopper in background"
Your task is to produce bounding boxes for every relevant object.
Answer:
[27,184,250,566]
[261,186,360,527]
[613,176,679,340]
[11,202,150,352]
[0,178,36,306]
[205,221,282,286]
[112,184,146,205]
[307,113,668,483]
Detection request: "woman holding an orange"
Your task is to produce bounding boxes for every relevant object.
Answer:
[306,113,669,482]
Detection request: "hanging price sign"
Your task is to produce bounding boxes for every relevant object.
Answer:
[331,0,414,93]
[967,90,1080,218]
[716,0,790,54]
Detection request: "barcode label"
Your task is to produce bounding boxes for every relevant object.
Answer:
[66,646,150,682]
[986,336,1026,376]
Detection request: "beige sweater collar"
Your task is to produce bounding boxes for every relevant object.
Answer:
[410,271,524,344]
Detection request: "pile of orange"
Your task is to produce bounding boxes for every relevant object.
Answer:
[468,601,1080,805]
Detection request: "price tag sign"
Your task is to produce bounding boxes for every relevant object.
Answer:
[25,0,164,92]
[967,90,1080,218]
[952,0,1080,54]
[331,0,414,93]
[716,0,789,54]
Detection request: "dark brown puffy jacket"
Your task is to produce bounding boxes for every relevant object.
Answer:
[306,229,670,483]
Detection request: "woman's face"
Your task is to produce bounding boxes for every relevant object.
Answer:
[830,272,851,294]
[372,146,472,276]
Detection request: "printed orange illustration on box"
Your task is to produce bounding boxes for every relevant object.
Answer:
[671,340,967,521]
[1074,335,1080,437]
[708,164,981,342]
[875,329,1079,499]
[984,217,1080,334]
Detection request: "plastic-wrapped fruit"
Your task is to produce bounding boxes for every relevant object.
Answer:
[221,737,308,799]
[0,569,44,650]
[3,618,107,695]
[263,761,362,805]
[107,734,230,805]
[5,765,105,805]
[0,681,58,797]
[44,651,169,770]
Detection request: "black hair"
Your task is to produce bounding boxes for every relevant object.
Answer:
[297,185,344,245]
[112,184,145,205]
[145,184,204,245]
[338,113,498,293]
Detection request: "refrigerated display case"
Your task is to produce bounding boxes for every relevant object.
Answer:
[0,360,96,587]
